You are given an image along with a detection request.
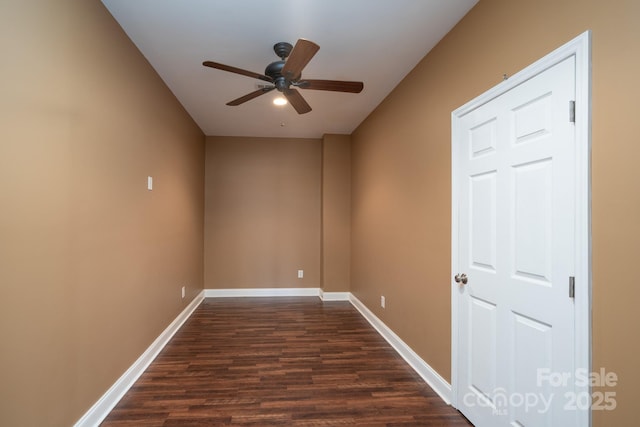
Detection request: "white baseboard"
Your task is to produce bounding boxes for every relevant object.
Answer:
[205,288,350,301]
[204,287,320,298]
[349,294,452,404]
[74,291,205,427]
[319,290,351,301]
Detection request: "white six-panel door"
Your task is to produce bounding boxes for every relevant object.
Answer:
[452,46,587,426]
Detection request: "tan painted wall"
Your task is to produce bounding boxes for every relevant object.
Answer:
[0,1,205,425]
[351,0,640,425]
[321,134,351,293]
[204,137,321,289]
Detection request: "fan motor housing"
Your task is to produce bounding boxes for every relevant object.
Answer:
[265,60,300,91]
[265,61,285,79]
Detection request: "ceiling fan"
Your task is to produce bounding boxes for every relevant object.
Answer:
[203,39,364,114]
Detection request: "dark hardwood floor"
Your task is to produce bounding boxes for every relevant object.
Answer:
[101,297,472,426]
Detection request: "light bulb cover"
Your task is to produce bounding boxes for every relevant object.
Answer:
[273,97,287,106]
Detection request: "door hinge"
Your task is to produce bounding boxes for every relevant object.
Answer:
[569,276,575,298]
[569,100,576,123]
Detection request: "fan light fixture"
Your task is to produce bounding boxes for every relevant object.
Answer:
[202,39,364,114]
[273,96,287,106]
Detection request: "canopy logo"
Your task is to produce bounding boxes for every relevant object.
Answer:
[462,368,617,415]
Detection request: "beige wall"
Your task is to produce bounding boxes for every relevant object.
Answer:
[0,1,205,425]
[321,134,351,293]
[204,136,322,289]
[204,134,353,293]
[351,0,640,425]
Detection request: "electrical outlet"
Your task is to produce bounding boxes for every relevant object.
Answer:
[297,270,304,279]
[147,176,153,191]
[181,286,185,299]
[381,295,386,308]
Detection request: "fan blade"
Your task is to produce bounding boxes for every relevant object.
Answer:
[281,39,320,80]
[226,87,275,106]
[284,88,312,114]
[203,61,273,83]
[298,79,364,93]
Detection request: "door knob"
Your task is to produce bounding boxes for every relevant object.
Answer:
[454,273,468,285]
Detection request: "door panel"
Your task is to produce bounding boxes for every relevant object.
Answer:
[469,296,497,399]
[512,159,553,284]
[470,171,497,272]
[511,312,553,426]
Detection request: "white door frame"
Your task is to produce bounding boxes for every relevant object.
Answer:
[451,31,591,426]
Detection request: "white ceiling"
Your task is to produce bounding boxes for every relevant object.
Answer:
[101,0,478,138]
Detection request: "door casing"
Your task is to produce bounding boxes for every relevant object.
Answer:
[450,31,591,426]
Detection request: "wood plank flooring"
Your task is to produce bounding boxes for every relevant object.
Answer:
[101,297,472,426]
